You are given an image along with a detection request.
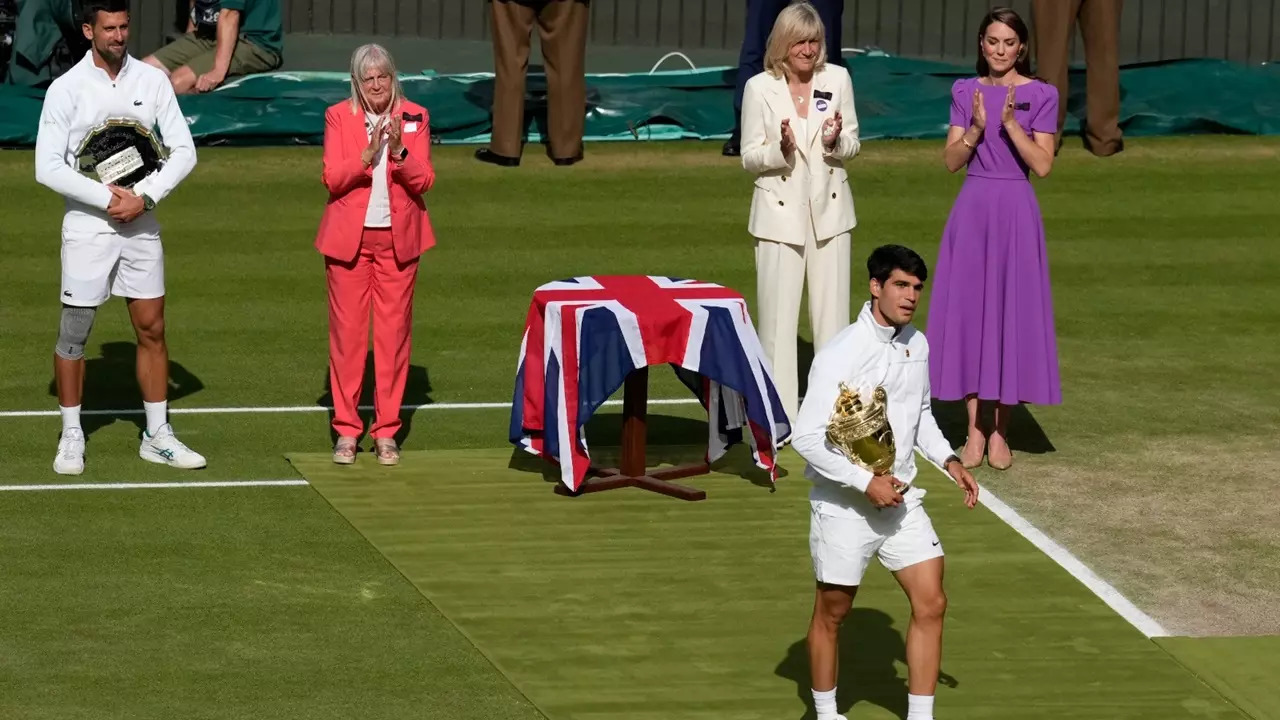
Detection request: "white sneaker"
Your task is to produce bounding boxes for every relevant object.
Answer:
[53,428,86,475]
[139,423,207,469]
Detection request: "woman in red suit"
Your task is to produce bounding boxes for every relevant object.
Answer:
[316,44,436,465]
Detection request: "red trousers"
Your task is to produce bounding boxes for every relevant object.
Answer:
[325,227,419,439]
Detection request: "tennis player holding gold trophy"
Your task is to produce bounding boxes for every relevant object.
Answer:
[789,245,978,720]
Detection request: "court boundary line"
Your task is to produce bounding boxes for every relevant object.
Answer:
[0,398,700,419]
[0,396,1172,637]
[0,479,310,492]
[974,481,1170,638]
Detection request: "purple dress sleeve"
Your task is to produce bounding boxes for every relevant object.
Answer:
[950,79,970,128]
[1031,82,1060,135]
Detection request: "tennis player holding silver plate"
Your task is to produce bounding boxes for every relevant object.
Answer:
[35,0,203,476]
[790,245,979,720]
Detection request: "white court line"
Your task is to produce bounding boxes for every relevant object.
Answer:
[976,483,1170,638]
[0,398,701,419]
[0,479,310,492]
[0,397,1168,637]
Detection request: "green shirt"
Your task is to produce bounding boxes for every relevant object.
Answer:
[220,0,283,58]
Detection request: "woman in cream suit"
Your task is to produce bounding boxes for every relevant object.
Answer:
[741,1,860,424]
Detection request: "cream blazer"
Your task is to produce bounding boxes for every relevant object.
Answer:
[741,63,861,245]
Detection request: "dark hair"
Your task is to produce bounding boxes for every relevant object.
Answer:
[81,0,129,26]
[975,7,1032,77]
[867,245,928,285]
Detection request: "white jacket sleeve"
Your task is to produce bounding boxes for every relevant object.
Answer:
[740,78,791,175]
[34,85,114,210]
[914,352,957,468]
[132,79,196,204]
[790,341,875,493]
[823,67,861,161]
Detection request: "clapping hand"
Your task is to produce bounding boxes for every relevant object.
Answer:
[1001,84,1017,129]
[780,118,797,156]
[821,111,842,150]
[386,115,404,160]
[971,88,987,132]
[361,115,389,167]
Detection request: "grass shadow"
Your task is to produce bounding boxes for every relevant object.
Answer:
[46,341,204,439]
[316,352,433,451]
[930,399,1056,455]
[774,607,959,719]
[506,411,787,489]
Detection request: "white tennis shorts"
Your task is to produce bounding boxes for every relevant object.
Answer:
[809,501,945,587]
[60,229,165,307]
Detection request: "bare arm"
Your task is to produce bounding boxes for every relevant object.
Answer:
[195,9,240,91]
[186,0,195,33]
[943,125,981,173]
[1001,84,1055,177]
[1005,123,1055,178]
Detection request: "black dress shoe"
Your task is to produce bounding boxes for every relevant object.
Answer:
[474,148,520,167]
[551,154,582,166]
[722,135,741,157]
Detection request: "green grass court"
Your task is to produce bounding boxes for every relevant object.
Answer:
[1,138,1277,718]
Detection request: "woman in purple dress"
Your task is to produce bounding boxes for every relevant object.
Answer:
[926,7,1060,471]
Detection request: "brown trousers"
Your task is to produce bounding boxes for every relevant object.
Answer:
[489,0,590,160]
[1032,0,1124,156]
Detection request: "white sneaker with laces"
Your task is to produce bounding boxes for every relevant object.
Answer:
[139,423,207,469]
[54,428,86,475]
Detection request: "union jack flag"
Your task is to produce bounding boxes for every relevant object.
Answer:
[509,275,791,491]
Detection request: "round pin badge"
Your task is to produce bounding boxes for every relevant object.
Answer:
[815,99,829,112]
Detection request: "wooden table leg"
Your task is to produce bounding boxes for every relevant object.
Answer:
[554,366,710,501]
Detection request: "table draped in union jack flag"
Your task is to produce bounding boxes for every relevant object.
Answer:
[509,275,792,491]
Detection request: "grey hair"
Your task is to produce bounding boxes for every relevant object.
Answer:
[348,43,404,114]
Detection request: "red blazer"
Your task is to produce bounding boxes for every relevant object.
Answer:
[315,99,437,263]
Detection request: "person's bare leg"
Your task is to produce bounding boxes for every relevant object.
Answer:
[169,66,199,95]
[127,297,168,405]
[142,55,171,74]
[54,354,85,408]
[988,402,1014,469]
[960,394,985,467]
[808,582,856,718]
[894,557,947,719]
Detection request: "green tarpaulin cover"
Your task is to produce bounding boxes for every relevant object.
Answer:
[1,56,1276,147]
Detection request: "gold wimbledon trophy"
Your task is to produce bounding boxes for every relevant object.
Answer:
[825,382,896,476]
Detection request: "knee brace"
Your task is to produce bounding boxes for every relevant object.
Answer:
[55,306,96,360]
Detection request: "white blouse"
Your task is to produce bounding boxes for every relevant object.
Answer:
[363,111,392,228]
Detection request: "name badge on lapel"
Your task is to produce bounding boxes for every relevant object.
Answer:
[813,89,832,112]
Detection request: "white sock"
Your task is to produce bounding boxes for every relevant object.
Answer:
[60,405,82,433]
[907,693,934,720]
[144,401,167,436]
[812,687,838,718]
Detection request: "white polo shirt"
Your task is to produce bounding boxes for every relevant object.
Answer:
[35,51,197,235]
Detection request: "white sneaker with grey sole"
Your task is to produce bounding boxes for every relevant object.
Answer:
[54,428,86,475]
[139,423,207,469]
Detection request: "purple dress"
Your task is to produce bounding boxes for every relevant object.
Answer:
[925,77,1062,406]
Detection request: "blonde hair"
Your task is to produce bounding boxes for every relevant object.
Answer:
[348,43,404,115]
[764,2,828,79]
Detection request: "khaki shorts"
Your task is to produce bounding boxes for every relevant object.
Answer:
[150,34,281,77]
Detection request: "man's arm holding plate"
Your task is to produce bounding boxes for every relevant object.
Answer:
[791,347,874,491]
[131,80,197,210]
[34,85,114,210]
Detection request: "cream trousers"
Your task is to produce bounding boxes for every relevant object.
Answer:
[754,227,851,423]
